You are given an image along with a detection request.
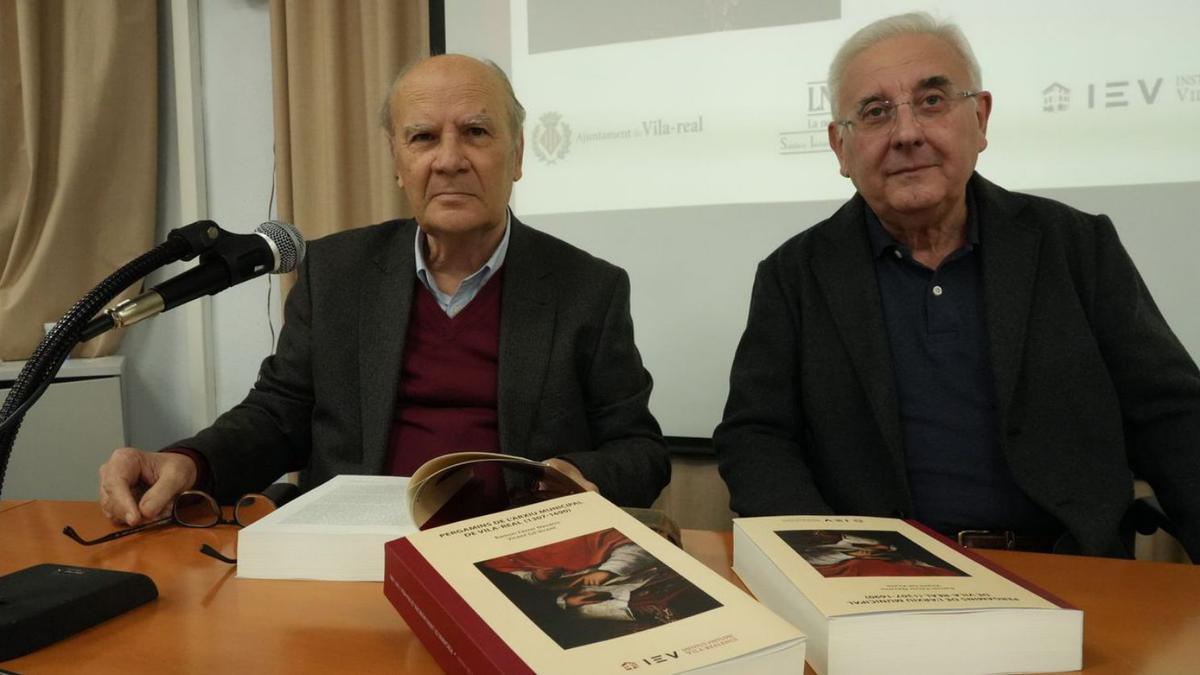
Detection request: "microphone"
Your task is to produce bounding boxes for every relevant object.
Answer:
[80,221,306,341]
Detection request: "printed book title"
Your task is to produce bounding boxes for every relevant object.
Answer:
[437,500,585,539]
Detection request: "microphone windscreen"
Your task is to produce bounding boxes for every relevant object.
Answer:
[255,221,306,273]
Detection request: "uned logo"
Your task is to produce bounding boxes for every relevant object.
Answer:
[533,111,571,164]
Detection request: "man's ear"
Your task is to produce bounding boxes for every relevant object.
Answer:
[512,132,525,182]
[974,90,993,153]
[387,134,404,188]
[827,122,850,178]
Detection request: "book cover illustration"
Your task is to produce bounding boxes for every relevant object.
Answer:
[776,529,966,578]
[732,516,1082,674]
[389,493,807,674]
[476,527,722,649]
[736,516,1068,618]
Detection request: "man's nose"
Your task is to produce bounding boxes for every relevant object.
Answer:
[431,135,469,172]
[890,103,925,147]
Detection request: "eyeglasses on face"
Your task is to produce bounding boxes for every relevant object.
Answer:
[837,90,980,135]
[62,490,277,552]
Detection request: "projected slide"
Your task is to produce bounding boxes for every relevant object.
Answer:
[441,0,1200,437]
[511,0,1200,215]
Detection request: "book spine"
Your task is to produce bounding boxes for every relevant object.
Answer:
[906,520,1078,610]
[384,555,470,674]
[383,538,533,675]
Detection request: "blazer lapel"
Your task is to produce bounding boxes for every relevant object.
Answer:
[359,220,417,472]
[811,197,908,484]
[975,176,1041,433]
[497,218,556,455]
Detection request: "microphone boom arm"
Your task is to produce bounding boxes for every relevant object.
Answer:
[0,220,225,493]
[78,220,295,342]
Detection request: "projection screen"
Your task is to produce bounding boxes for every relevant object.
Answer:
[447,0,1200,438]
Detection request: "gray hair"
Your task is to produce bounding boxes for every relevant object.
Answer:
[827,12,982,120]
[378,55,526,144]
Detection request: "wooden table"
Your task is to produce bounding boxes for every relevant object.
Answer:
[0,499,31,515]
[3,501,1198,674]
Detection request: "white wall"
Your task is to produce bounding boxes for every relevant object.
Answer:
[119,0,196,450]
[195,0,280,416]
[123,0,278,449]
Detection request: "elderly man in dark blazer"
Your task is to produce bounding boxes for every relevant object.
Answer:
[716,13,1200,560]
[99,55,668,524]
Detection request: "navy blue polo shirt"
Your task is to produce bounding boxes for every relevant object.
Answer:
[867,196,1060,535]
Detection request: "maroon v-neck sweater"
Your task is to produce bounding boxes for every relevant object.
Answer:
[386,270,504,476]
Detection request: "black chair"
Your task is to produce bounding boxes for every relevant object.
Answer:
[1130,494,1178,539]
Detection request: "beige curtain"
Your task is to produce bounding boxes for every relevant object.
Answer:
[269,0,428,257]
[0,0,158,360]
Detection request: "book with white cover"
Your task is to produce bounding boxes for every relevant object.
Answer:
[733,515,1082,675]
[237,475,416,581]
[386,491,807,674]
[235,452,581,582]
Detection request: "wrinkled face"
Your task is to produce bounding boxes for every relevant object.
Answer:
[827,33,990,221]
[389,56,523,238]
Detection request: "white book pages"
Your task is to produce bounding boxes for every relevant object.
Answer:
[237,475,416,581]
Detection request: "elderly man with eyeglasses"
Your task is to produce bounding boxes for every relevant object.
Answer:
[715,12,1200,561]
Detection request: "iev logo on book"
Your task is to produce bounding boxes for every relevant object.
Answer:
[636,650,680,665]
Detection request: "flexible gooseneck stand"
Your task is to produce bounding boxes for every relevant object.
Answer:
[0,220,221,495]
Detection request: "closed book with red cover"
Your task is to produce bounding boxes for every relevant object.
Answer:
[384,492,806,675]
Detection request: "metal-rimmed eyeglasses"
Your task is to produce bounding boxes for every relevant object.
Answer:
[837,90,980,135]
[62,489,286,563]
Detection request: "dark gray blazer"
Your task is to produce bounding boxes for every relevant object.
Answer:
[176,217,669,507]
[715,174,1200,559]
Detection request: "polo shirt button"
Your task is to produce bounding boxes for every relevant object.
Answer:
[893,249,903,259]
[932,285,944,296]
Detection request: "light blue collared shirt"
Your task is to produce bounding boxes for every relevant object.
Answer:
[414,211,510,317]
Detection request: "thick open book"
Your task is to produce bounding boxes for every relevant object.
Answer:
[236,452,604,581]
[386,491,807,674]
[733,515,1082,674]
[236,474,416,581]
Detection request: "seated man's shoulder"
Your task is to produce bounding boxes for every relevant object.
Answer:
[781,218,836,255]
[758,205,851,271]
[307,218,415,257]
[297,220,418,282]
[517,222,624,283]
[977,176,1110,237]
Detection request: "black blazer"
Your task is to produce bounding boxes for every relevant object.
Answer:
[175,217,669,507]
[715,175,1200,559]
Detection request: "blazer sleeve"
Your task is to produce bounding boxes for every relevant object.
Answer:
[1084,217,1200,560]
[166,257,318,503]
[556,268,670,508]
[713,254,836,517]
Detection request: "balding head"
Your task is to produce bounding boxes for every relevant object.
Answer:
[381,54,525,147]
